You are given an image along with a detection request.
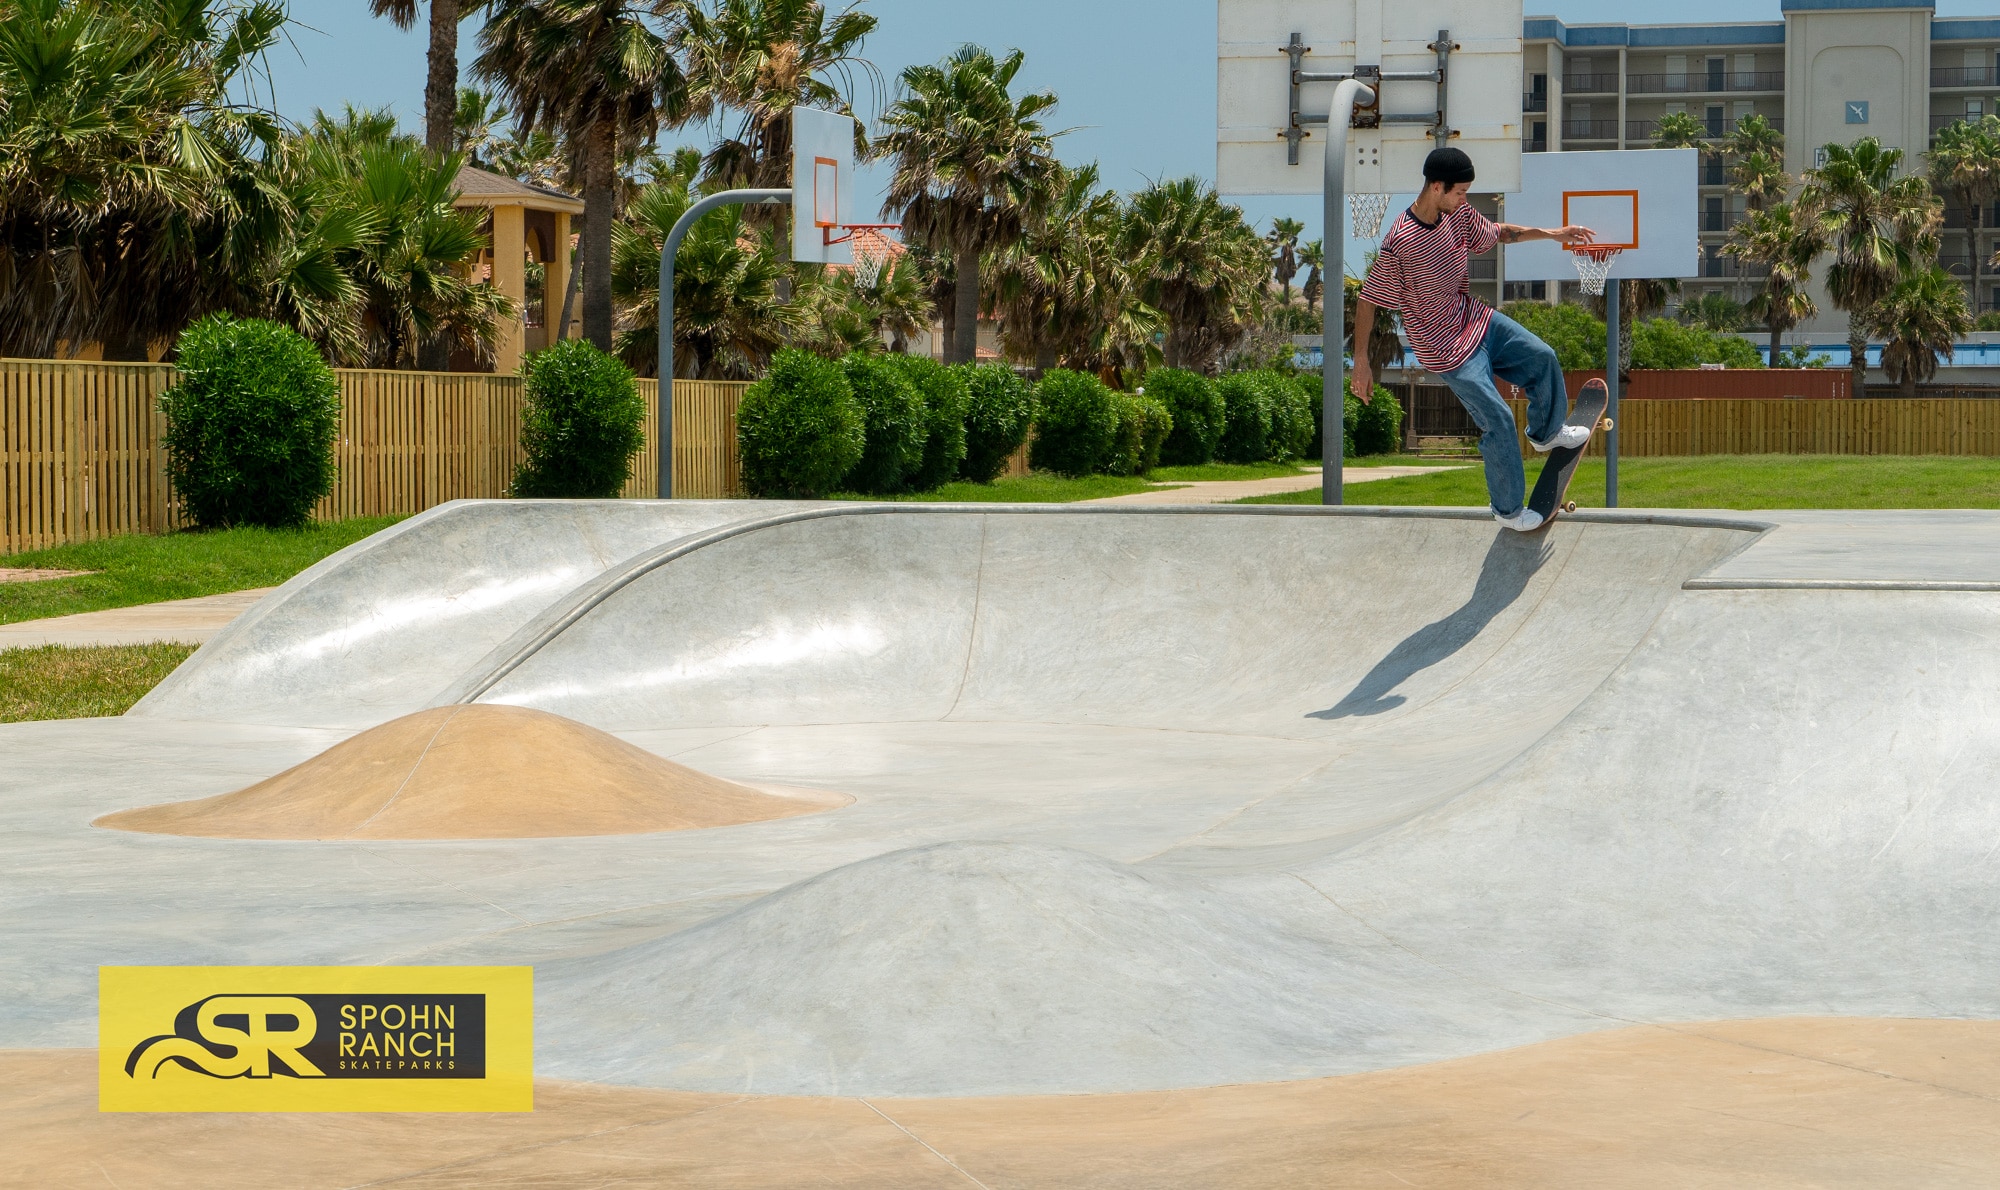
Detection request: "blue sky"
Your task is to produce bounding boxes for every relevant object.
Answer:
[269,1,2000,275]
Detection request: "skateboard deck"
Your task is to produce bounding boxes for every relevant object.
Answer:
[1526,379,1611,527]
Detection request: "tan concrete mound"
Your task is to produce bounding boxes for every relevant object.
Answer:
[94,704,847,839]
[9,1019,2000,1187]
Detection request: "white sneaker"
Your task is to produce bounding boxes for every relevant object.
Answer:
[1530,424,1591,453]
[1494,507,1545,532]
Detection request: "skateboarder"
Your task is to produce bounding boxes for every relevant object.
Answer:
[1352,147,1597,531]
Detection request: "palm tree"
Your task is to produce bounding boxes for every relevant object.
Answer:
[1928,115,2000,319]
[1726,200,1822,365]
[988,161,1128,370]
[1869,265,1973,396]
[878,45,1063,364]
[856,255,933,353]
[1730,151,1791,213]
[368,2,488,154]
[677,0,878,214]
[1267,216,1305,302]
[0,0,291,359]
[1724,112,1783,163]
[1681,291,1746,332]
[1653,111,1706,150]
[1342,273,1402,373]
[1121,177,1268,373]
[452,86,509,166]
[1800,137,1943,394]
[1300,239,1325,314]
[288,109,514,368]
[609,163,792,377]
[476,0,686,351]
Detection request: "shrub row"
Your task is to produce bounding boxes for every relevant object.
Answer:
[739,349,1036,498]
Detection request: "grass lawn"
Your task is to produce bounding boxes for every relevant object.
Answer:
[0,518,401,627]
[1234,455,2000,509]
[0,643,196,723]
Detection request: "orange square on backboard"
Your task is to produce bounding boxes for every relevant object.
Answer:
[1561,190,1640,250]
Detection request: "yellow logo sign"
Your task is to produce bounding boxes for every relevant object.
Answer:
[100,967,532,1112]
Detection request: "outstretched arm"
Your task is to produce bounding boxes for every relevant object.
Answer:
[1351,300,1377,406]
[1494,222,1596,247]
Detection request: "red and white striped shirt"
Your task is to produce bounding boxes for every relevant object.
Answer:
[1359,203,1499,373]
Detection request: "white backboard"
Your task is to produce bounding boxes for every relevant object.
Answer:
[792,106,854,265]
[1505,149,1699,281]
[1217,0,1523,197]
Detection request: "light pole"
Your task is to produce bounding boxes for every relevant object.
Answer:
[657,188,792,498]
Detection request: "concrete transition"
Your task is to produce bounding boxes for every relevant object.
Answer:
[6,499,2000,1162]
[95,704,846,840]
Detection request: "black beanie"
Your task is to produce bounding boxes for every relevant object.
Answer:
[1423,147,1476,186]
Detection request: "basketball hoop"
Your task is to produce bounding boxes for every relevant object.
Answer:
[827,224,902,288]
[1568,244,1622,297]
[1349,192,1392,238]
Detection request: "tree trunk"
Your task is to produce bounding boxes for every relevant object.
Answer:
[1769,321,1783,368]
[1901,364,1917,398]
[425,0,460,156]
[556,246,580,343]
[1033,344,1056,375]
[581,119,617,352]
[949,243,979,364]
[1849,311,1869,398]
[1971,203,1985,321]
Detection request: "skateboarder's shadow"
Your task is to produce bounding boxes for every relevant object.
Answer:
[1308,532,1554,720]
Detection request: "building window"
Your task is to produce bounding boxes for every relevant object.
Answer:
[1504,280,1547,302]
[1972,99,1986,119]
[1704,195,1724,232]
[1706,105,1725,137]
[1707,57,1725,91]
[1734,54,1756,88]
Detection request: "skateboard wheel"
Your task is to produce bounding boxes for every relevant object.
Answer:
[1599,418,1614,430]
[1564,501,1577,513]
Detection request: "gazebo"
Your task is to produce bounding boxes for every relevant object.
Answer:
[451,166,586,373]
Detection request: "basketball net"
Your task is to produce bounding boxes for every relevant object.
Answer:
[1349,192,1392,239]
[1569,245,1622,297]
[832,225,901,290]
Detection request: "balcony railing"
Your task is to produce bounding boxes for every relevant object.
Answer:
[1627,71,1784,94]
[1563,73,1619,93]
[1701,210,1747,233]
[1934,113,1988,134]
[1524,91,1548,113]
[1469,257,1498,281]
[1522,137,1549,153]
[1941,205,2000,227]
[1933,66,1998,88]
[1563,118,1621,140]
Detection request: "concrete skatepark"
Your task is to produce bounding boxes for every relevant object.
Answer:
[7,499,2000,1184]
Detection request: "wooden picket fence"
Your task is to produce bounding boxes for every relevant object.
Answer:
[1502,396,2000,458]
[0,360,748,554]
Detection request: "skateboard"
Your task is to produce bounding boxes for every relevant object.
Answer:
[1525,379,1611,527]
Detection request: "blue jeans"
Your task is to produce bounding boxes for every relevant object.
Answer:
[1436,310,1569,516]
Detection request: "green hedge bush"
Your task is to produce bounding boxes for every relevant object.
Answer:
[159,313,341,529]
[1147,368,1225,465]
[1106,390,1174,476]
[840,354,928,494]
[1351,378,1403,455]
[885,354,969,491]
[511,339,647,498]
[1261,371,1314,463]
[1499,300,1607,370]
[1631,318,1764,369]
[958,363,1036,483]
[738,348,865,498]
[1029,369,1120,477]
[1215,372,1272,463]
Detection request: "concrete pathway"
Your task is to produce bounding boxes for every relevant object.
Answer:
[0,569,93,584]
[1087,465,1469,505]
[0,588,274,649]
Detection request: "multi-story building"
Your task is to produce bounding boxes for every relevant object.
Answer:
[1508,1,2000,329]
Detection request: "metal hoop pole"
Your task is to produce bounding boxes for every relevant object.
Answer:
[1322,77,1377,507]
[1606,278,1621,508]
[658,188,791,498]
